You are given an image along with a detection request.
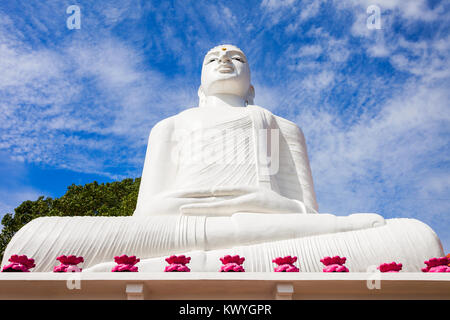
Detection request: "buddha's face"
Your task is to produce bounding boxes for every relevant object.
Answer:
[201,45,251,98]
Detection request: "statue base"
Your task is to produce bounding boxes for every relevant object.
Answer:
[0,272,449,300]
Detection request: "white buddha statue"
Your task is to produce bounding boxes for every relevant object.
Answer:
[3,45,443,273]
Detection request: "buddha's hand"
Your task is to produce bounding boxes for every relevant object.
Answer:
[175,186,316,216]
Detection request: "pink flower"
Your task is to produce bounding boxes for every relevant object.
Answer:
[56,255,84,265]
[164,264,191,272]
[1,255,35,272]
[220,263,245,272]
[422,257,450,272]
[272,256,298,266]
[220,255,245,265]
[378,262,402,273]
[111,255,140,272]
[111,264,139,272]
[114,255,140,266]
[320,256,346,266]
[219,255,245,272]
[164,255,191,272]
[424,257,449,268]
[323,265,349,272]
[422,265,450,273]
[272,256,300,272]
[165,255,191,265]
[320,256,349,272]
[274,264,300,272]
[53,255,84,273]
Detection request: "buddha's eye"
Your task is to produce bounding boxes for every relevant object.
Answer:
[232,56,244,62]
[207,57,218,64]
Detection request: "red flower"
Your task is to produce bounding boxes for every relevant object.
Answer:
[423,257,448,268]
[1,255,35,272]
[220,263,245,272]
[320,256,346,266]
[323,265,349,272]
[272,256,300,272]
[114,255,140,266]
[272,256,298,266]
[378,262,402,273]
[111,255,140,272]
[422,257,450,272]
[164,255,191,272]
[274,264,300,272]
[165,255,191,265]
[56,255,84,265]
[164,264,191,272]
[111,264,139,272]
[220,255,245,265]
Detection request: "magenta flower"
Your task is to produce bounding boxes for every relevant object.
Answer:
[220,263,245,272]
[111,255,140,272]
[320,256,349,272]
[422,257,450,273]
[378,262,402,273]
[320,256,347,266]
[272,256,297,265]
[272,256,300,272]
[220,255,245,265]
[53,255,84,273]
[164,255,191,272]
[165,264,191,272]
[323,265,349,272]
[2,254,36,272]
[219,255,245,272]
[57,255,84,265]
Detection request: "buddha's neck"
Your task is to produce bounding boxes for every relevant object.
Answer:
[203,94,247,108]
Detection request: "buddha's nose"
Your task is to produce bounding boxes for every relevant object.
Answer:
[218,53,231,64]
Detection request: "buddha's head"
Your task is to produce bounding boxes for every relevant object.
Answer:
[199,44,255,106]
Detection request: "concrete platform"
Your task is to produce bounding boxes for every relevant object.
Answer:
[0,272,448,300]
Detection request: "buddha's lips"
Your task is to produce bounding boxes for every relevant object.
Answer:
[217,66,234,73]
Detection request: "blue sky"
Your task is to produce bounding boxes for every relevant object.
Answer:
[0,0,449,252]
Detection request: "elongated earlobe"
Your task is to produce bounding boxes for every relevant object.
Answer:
[246,85,255,105]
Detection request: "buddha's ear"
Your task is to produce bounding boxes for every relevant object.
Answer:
[246,85,255,105]
[198,85,206,107]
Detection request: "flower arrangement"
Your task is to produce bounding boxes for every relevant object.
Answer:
[164,255,191,272]
[320,256,349,272]
[272,256,300,272]
[53,255,84,272]
[422,257,450,273]
[111,255,140,272]
[378,262,402,272]
[1,254,35,272]
[219,255,245,272]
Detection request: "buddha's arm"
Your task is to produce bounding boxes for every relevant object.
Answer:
[134,117,177,215]
[276,116,319,212]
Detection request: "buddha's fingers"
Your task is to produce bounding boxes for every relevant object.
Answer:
[163,186,258,199]
[180,195,255,216]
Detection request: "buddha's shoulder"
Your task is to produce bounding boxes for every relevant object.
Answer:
[247,105,304,132]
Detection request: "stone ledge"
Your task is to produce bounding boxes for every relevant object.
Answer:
[0,273,448,300]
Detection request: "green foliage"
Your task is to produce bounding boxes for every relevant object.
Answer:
[0,177,141,261]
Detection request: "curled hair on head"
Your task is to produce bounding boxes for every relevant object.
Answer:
[197,85,255,107]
